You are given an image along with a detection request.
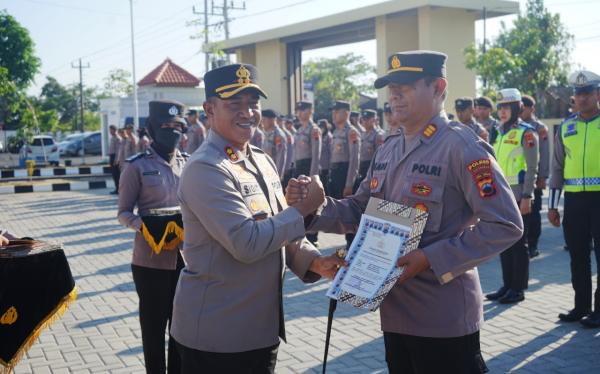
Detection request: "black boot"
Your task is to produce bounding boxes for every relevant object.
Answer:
[558,308,590,322]
[485,286,509,301]
[498,289,525,304]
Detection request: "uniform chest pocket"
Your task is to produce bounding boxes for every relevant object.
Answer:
[333,138,346,153]
[243,194,271,219]
[141,174,163,188]
[401,176,445,233]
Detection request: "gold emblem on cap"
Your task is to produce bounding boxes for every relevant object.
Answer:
[576,72,587,85]
[387,55,424,74]
[236,64,251,85]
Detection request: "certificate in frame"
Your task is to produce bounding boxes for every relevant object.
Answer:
[326,197,428,311]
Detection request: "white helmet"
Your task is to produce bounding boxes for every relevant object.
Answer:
[496,88,522,104]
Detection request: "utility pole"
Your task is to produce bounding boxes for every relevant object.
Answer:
[193,0,212,73]
[482,7,487,89]
[71,58,90,133]
[129,0,139,131]
[212,0,245,40]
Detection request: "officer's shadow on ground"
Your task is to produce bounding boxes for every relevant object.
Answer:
[485,324,600,372]
[74,310,137,329]
[73,262,131,281]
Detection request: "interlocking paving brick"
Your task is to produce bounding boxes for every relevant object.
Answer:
[1,190,599,373]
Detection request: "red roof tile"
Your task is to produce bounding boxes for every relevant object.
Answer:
[138,58,201,87]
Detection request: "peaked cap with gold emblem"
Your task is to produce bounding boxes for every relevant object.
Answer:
[204,63,268,99]
[374,50,447,89]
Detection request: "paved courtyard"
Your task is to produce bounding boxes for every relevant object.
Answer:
[1,190,599,373]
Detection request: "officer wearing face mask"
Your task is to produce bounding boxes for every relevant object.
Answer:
[117,99,189,374]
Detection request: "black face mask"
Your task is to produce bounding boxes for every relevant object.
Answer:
[148,121,182,161]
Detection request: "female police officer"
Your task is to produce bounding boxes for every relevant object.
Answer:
[118,100,189,374]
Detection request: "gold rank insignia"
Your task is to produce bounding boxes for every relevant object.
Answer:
[391,55,401,69]
[508,131,516,139]
[0,306,18,325]
[423,124,437,138]
[225,146,239,162]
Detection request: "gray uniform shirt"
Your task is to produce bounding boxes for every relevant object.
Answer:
[294,121,322,175]
[281,126,295,173]
[480,117,499,133]
[108,134,121,156]
[330,123,361,188]
[171,130,321,353]
[117,147,187,270]
[360,129,384,162]
[309,113,523,338]
[464,119,488,140]
[263,126,287,176]
[119,134,139,168]
[185,121,207,154]
[529,117,550,180]
[250,127,264,149]
[320,131,332,171]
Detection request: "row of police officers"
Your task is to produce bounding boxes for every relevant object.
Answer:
[113,49,600,374]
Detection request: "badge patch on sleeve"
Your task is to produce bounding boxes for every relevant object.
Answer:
[467,159,497,198]
[524,131,536,148]
[539,126,548,140]
[370,177,379,190]
[411,182,432,196]
[350,130,359,144]
[312,128,321,140]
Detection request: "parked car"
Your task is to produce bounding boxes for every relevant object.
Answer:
[22,135,60,166]
[58,133,86,156]
[63,131,102,156]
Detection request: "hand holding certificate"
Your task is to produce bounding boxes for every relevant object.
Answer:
[326,198,428,311]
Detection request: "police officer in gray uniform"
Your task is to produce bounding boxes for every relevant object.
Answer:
[383,102,401,138]
[250,123,264,149]
[350,110,365,133]
[475,96,500,144]
[455,97,489,142]
[185,109,207,154]
[261,109,287,176]
[293,101,321,178]
[356,109,383,190]
[328,100,361,199]
[520,95,549,258]
[288,51,522,374]
[170,63,344,374]
[119,123,138,170]
[318,119,333,195]
[118,100,189,374]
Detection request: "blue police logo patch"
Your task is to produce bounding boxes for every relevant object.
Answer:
[564,123,577,137]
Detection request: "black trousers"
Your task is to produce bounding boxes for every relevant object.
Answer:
[109,154,120,192]
[384,331,488,374]
[563,191,600,312]
[176,340,279,374]
[295,158,318,243]
[131,253,184,374]
[500,212,530,292]
[527,188,543,249]
[328,162,354,248]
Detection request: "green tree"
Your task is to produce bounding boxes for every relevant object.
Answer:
[100,69,133,98]
[303,53,375,118]
[0,10,40,89]
[39,76,78,124]
[464,0,572,114]
[0,11,40,128]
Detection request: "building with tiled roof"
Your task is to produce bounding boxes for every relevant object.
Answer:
[137,58,201,87]
[99,58,204,156]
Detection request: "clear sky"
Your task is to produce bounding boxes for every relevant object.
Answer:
[1,0,598,96]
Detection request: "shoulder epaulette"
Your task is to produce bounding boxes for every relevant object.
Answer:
[125,152,145,163]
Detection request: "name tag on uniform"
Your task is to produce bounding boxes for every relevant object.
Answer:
[142,170,160,176]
